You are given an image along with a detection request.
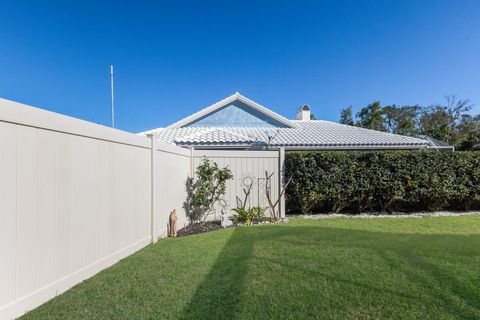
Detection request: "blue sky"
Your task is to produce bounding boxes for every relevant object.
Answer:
[1,0,479,132]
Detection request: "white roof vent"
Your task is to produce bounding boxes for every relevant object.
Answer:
[296,105,311,121]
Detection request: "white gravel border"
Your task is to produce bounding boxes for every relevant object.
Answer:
[290,211,480,219]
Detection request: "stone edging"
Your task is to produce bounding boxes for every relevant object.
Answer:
[290,211,480,219]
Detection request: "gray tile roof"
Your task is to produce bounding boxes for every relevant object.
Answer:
[416,135,455,151]
[142,120,430,150]
[175,128,257,145]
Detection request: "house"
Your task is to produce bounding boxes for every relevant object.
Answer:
[143,93,450,151]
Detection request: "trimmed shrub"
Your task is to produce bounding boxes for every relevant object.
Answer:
[284,151,480,214]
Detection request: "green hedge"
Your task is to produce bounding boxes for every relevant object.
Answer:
[284,151,480,214]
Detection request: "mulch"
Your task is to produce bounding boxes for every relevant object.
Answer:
[176,219,286,237]
[177,221,223,237]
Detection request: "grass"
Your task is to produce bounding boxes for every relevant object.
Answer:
[22,216,480,320]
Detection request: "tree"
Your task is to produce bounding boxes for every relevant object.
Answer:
[337,95,478,149]
[383,105,421,136]
[419,95,473,145]
[355,101,387,131]
[339,106,354,126]
[457,114,480,150]
[419,106,451,142]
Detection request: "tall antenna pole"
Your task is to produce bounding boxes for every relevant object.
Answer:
[110,65,115,128]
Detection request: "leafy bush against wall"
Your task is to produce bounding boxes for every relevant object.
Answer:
[185,158,233,222]
[284,151,480,214]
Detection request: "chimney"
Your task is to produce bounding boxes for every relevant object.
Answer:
[296,105,311,121]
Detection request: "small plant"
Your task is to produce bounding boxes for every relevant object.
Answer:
[230,206,268,225]
[184,158,233,222]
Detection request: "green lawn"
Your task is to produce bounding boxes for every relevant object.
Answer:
[22,216,480,320]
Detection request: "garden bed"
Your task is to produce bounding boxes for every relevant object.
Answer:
[177,221,223,237]
[177,218,289,237]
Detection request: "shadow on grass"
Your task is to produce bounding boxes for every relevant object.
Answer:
[180,225,480,320]
[178,228,256,320]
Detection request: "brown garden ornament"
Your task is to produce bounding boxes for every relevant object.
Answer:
[168,209,177,237]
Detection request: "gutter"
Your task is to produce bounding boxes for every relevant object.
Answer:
[176,143,432,151]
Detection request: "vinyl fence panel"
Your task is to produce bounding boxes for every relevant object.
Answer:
[0,99,155,319]
[155,143,192,238]
[192,149,283,220]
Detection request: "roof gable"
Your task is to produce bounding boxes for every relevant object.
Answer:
[184,101,290,128]
[167,93,296,129]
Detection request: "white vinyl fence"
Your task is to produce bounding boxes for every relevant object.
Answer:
[0,98,282,320]
[192,150,283,220]
[153,141,192,238]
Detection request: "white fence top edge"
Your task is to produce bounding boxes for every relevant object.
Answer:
[0,98,150,148]
[153,139,191,157]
